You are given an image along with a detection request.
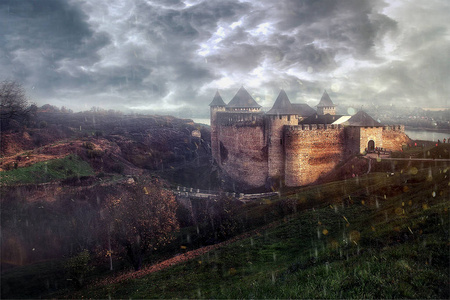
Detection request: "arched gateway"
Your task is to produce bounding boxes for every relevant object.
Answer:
[368,140,375,152]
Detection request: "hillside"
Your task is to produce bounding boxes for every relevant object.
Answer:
[1,146,448,298]
[60,159,448,299]
[1,110,449,299]
[1,111,216,187]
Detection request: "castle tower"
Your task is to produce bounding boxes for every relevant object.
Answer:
[266,89,299,181]
[209,91,226,163]
[226,86,262,112]
[317,90,336,115]
[345,110,383,154]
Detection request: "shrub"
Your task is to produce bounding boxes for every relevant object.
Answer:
[86,149,103,159]
[64,249,94,288]
[82,142,95,150]
[111,163,124,174]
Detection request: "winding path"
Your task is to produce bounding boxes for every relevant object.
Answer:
[95,221,280,286]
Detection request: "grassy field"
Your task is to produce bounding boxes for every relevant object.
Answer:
[1,147,448,299]
[0,154,94,185]
[60,162,449,299]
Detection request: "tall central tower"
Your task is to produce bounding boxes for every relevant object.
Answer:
[209,91,226,163]
[317,90,336,115]
[266,90,298,180]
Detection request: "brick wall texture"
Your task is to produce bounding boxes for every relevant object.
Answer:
[284,127,345,186]
[382,126,411,151]
[217,119,268,187]
[212,111,410,188]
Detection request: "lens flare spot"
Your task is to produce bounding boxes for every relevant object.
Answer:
[331,83,340,92]
[349,230,360,243]
[409,167,418,175]
[347,107,356,115]
[395,207,403,215]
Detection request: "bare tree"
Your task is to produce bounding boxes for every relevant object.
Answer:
[104,179,179,271]
[0,81,33,130]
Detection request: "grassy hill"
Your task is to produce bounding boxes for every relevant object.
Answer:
[1,109,448,299]
[48,160,448,299]
[0,154,94,185]
[1,164,448,298]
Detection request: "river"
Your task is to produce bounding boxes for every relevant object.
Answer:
[192,118,210,125]
[405,129,450,142]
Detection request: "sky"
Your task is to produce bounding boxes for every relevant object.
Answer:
[0,0,449,116]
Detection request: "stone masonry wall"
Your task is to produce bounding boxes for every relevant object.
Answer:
[267,115,298,179]
[382,125,410,151]
[217,113,268,188]
[210,107,226,163]
[284,124,345,187]
[344,127,361,155]
[359,127,383,153]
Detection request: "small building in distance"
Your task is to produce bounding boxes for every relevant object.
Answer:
[210,87,410,188]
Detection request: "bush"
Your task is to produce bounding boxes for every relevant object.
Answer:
[82,142,95,150]
[86,149,103,159]
[64,249,94,288]
[111,163,124,174]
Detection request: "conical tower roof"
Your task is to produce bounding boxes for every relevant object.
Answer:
[346,111,382,127]
[209,90,226,106]
[266,89,295,115]
[227,86,261,108]
[317,90,335,107]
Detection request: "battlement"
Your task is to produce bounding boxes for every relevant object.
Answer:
[217,111,265,126]
[383,125,405,132]
[285,124,344,132]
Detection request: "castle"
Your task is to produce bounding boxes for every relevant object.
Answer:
[210,87,410,188]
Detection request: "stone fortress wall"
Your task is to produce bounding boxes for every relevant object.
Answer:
[210,88,410,189]
[216,112,268,187]
[382,125,408,151]
[284,124,345,186]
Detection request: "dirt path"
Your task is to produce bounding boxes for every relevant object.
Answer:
[96,221,281,286]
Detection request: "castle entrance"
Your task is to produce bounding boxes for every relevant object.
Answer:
[368,140,375,152]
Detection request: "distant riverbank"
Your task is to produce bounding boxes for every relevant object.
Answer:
[405,129,449,142]
[193,118,210,125]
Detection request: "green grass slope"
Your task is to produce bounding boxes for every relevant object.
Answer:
[0,154,94,185]
[68,163,449,299]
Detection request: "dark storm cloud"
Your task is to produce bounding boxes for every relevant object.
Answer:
[0,0,448,112]
[0,0,109,96]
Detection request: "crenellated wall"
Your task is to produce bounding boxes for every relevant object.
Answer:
[216,111,264,126]
[382,125,410,151]
[284,124,345,186]
[216,112,268,188]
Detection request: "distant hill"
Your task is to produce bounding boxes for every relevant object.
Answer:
[1,111,215,187]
